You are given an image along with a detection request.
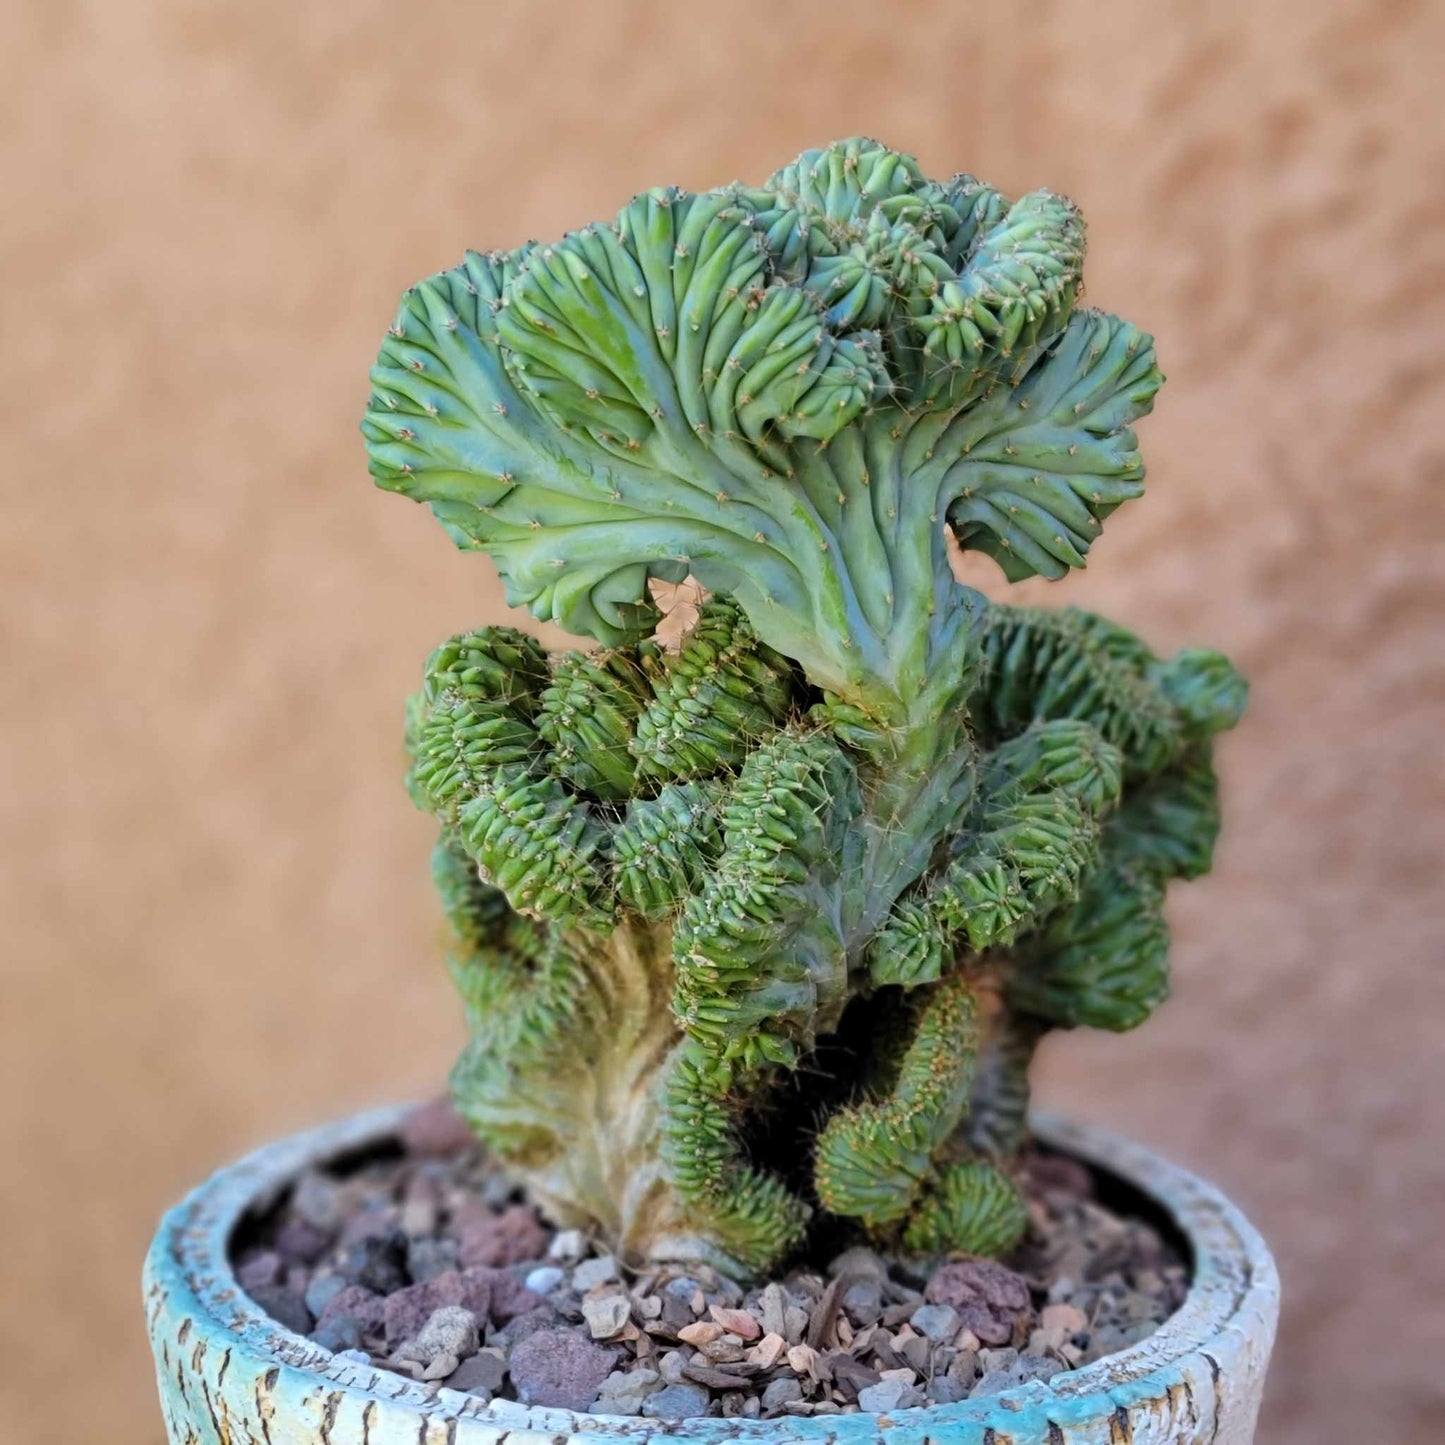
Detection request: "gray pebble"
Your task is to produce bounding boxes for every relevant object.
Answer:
[760,1377,803,1412]
[592,1366,662,1415]
[312,1315,363,1353]
[407,1237,459,1283]
[1048,1275,1078,1305]
[480,1173,516,1209]
[662,1275,702,1301]
[658,1349,692,1383]
[842,1278,883,1325]
[1017,1354,1065,1382]
[444,1349,506,1396]
[1087,1323,1131,1356]
[830,1246,888,1281]
[709,1276,745,1308]
[599,1366,659,1396]
[248,1284,312,1336]
[948,1348,979,1383]
[573,1255,618,1291]
[972,1368,1019,1397]
[897,1332,932,1371]
[910,1303,960,1341]
[642,1382,711,1419]
[304,1273,346,1319]
[757,1281,788,1337]
[929,1376,968,1404]
[487,1306,557,1354]
[292,1173,345,1231]
[336,1231,408,1295]
[695,1336,744,1363]
[590,1392,643,1416]
[857,1378,918,1414]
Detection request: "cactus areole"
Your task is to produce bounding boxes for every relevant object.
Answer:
[363,139,1247,1281]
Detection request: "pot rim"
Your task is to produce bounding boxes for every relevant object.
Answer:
[144,1104,1278,1443]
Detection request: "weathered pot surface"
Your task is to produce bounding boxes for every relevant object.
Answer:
[144,1105,1278,1444]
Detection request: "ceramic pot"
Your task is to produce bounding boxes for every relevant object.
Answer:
[144,1105,1278,1444]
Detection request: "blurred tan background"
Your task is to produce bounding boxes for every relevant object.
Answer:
[3,1,1442,1440]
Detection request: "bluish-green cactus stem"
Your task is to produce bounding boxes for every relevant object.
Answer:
[367,138,1247,1279]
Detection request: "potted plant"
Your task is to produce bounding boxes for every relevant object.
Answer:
[145,139,1277,1443]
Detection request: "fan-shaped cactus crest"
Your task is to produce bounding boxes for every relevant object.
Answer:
[364,139,1245,1277]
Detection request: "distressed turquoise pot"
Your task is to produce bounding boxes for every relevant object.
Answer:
[143,1106,1277,1445]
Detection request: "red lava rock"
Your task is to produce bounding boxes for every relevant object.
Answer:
[709,1305,761,1340]
[383,1271,485,1347]
[381,1267,544,1345]
[474,1268,546,1324]
[924,1259,1034,1347]
[454,1268,500,1319]
[274,1218,332,1265]
[456,1203,549,1269]
[925,1258,1032,1311]
[970,1317,1021,1350]
[400,1096,477,1158]
[508,1326,618,1411]
[316,1284,385,1336]
[339,1206,403,1249]
[236,1250,284,1293]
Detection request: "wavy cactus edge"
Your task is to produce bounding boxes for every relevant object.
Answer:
[364,137,1247,1281]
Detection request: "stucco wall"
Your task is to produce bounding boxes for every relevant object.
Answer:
[2,3,1441,1441]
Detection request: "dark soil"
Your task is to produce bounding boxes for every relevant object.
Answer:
[231,1100,1189,1419]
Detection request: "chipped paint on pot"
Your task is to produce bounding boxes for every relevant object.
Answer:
[143,1106,1278,1444]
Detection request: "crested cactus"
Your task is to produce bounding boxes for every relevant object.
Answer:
[364,139,1246,1278]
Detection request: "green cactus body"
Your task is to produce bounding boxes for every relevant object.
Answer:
[813,970,986,1228]
[366,140,1246,1278]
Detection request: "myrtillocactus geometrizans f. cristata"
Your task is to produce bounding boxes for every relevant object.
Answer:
[363,138,1246,1279]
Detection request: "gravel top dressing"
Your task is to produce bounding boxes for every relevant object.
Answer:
[230,1100,1188,1420]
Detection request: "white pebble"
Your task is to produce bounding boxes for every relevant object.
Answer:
[581,1293,631,1339]
[524,1265,565,1295]
[547,1229,586,1261]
